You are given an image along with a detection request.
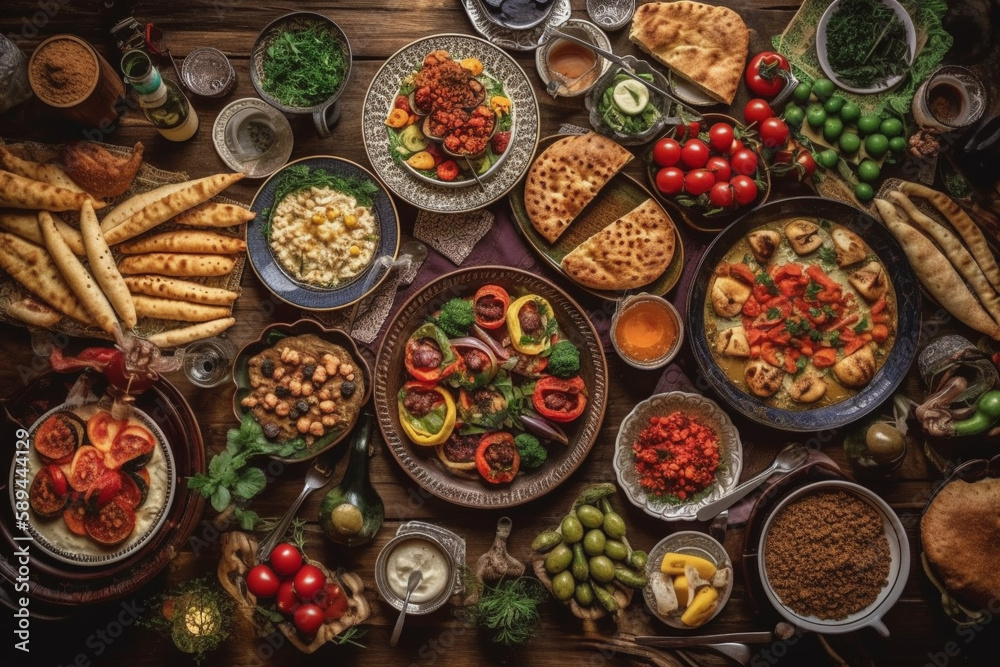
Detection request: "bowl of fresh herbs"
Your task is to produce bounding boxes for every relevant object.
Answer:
[585,56,672,146]
[250,12,352,138]
[815,0,916,94]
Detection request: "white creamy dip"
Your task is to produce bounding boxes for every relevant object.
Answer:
[385,538,450,603]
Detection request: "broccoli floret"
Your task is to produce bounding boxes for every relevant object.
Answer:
[515,433,547,469]
[436,298,475,338]
[546,340,581,378]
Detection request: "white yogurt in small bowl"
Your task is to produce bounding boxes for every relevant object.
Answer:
[376,534,455,613]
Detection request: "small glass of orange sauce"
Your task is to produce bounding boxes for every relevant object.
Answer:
[611,293,684,370]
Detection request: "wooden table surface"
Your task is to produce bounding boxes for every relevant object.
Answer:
[2,1,998,665]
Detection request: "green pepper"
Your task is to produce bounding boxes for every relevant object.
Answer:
[953,390,1000,436]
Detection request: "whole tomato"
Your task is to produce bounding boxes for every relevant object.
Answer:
[730,148,759,176]
[436,160,460,182]
[745,52,791,98]
[680,139,710,169]
[269,543,303,577]
[684,169,716,196]
[293,564,326,601]
[655,167,685,196]
[708,182,734,208]
[276,579,300,615]
[759,117,790,149]
[793,149,818,181]
[705,156,732,183]
[246,564,280,599]
[652,137,682,168]
[393,94,412,114]
[731,175,759,206]
[293,603,325,637]
[743,98,775,126]
[315,582,350,620]
[708,123,735,153]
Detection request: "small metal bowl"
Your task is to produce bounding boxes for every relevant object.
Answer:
[643,531,733,629]
[250,12,352,138]
[181,47,236,98]
[536,19,611,98]
[587,0,635,31]
[610,293,684,371]
[585,56,671,146]
[375,533,455,615]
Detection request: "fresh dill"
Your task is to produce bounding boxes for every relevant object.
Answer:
[261,23,348,107]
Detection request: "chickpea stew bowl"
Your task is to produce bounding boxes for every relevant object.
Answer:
[232,319,372,462]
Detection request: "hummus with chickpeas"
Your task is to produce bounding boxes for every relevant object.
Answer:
[241,334,366,444]
[269,186,378,287]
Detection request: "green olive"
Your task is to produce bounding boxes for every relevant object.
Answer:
[576,504,604,529]
[545,543,573,574]
[552,570,576,601]
[602,511,626,539]
[561,514,584,543]
[589,555,616,583]
[604,539,629,561]
[583,529,607,556]
[866,422,906,463]
[574,581,595,607]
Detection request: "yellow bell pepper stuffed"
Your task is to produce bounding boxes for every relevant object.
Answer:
[506,294,555,356]
[398,382,456,446]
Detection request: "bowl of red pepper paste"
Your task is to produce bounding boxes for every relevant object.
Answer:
[614,391,742,521]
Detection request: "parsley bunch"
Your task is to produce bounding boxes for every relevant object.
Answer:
[261,23,348,108]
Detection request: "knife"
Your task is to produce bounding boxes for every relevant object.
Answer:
[547,28,702,121]
[634,631,775,647]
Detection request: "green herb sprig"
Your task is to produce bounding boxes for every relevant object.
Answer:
[460,577,547,647]
[188,413,306,529]
[261,23,348,108]
[824,0,909,88]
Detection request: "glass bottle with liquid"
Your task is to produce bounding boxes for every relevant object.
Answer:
[121,49,199,141]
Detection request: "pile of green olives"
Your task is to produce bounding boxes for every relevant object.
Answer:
[531,494,648,613]
[782,78,908,203]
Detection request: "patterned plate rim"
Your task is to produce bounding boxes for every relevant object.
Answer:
[362,34,540,214]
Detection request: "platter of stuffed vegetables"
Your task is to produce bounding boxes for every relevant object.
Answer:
[374,266,608,507]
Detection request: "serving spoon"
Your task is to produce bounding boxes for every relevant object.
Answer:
[696,443,809,521]
[390,570,423,647]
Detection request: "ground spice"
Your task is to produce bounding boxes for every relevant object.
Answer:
[30,39,96,105]
[763,489,889,620]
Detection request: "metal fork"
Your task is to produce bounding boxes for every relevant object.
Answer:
[255,453,337,561]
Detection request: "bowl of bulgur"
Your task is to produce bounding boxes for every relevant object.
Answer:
[757,479,909,636]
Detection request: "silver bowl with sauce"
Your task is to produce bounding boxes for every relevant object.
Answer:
[610,293,684,371]
[375,532,456,614]
[536,19,611,98]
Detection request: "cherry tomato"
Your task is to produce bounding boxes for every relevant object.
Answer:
[436,160,460,181]
[655,167,685,196]
[705,156,732,183]
[730,148,759,176]
[794,150,817,181]
[293,564,326,601]
[269,542,303,577]
[708,182,734,208]
[684,169,716,196]
[315,582,350,620]
[745,51,791,98]
[652,137,682,167]
[708,123,735,153]
[676,121,701,141]
[731,175,759,206]
[246,564,281,599]
[743,98,775,126]
[680,139,710,169]
[293,603,325,637]
[393,94,412,114]
[276,579,300,615]
[759,117,790,149]
[727,138,745,156]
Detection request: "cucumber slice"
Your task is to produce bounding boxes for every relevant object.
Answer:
[613,79,649,116]
[399,124,429,153]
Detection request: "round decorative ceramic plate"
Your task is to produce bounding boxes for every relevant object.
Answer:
[614,392,743,521]
[247,156,400,311]
[509,134,684,301]
[362,34,540,213]
[687,197,921,431]
[462,0,571,51]
[11,402,175,567]
[643,531,734,628]
[374,266,608,508]
[212,98,293,179]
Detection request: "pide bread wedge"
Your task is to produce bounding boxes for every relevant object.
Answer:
[523,132,633,243]
[560,199,676,290]
[0,209,85,255]
[118,253,237,277]
[629,1,748,105]
[0,232,94,325]
[118,230,246,255]
[132,295,232,322]
[124,275,239,306]
[173,202,256,227]
[0,170,107,212]
[144,317,236,347]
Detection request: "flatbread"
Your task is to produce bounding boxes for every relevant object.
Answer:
[629,1,748,105]
[523,132,633,243]
[921,477,1000,609]
[560,199,675,290]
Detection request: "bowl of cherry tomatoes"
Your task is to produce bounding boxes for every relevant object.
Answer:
[220,532,371,654]
[646,114,771,233]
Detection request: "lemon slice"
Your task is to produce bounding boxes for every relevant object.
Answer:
[613,79,650,115]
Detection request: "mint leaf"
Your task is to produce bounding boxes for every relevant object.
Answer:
[210,486,231,512]
[234,467,267,500]
[235,507,259,531]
